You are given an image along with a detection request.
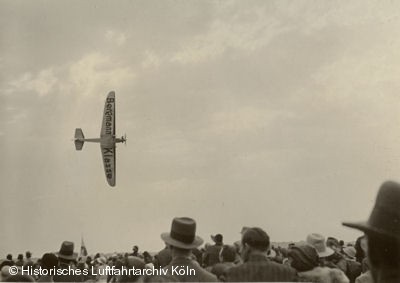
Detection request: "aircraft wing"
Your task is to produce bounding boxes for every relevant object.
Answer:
[100,91,115,137]
[101,145,116,187]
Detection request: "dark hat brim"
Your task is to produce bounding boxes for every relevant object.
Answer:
[342,221,369,231]
[57,252,78,261]
[161,232,203,249]
[343,221,400,239]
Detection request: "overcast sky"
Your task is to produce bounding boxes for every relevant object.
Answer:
[1,0,400,257]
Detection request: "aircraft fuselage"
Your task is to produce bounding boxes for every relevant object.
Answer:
[75,136,125,147]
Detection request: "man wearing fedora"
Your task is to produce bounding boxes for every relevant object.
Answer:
[224,227,298,282]
[203,233,223,268]
[306,233,344,268]
[210,245,236,280]
[158,217,218,282]
[343,181,400,283]
[131,245,140,257]
[53,241,84,282]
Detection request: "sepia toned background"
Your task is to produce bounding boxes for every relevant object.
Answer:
[1,0,400,257]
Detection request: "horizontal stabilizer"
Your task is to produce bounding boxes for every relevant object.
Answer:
[75,140,84,150]
[74,128,85,150]
[75,128,84,139]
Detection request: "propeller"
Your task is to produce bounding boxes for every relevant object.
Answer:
[122,133,127,145]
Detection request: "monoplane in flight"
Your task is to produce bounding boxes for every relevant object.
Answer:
[74,91,126,187]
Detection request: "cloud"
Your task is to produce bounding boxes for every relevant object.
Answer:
[5,69,57,97]
[309,25,400,131]
[168,1,400,65]
[170,7,289,64]
[4,52,135,99]
[141,50,161,69]
[5,110,27,125]
[273,1,400,32]
[32,69,58,97]
[207,106,279,134]
[105,29,127,46]
[67,52,135,97]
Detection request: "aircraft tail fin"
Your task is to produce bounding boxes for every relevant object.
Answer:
[74,128,85,150]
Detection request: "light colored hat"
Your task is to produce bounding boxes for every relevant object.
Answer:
[343,246,356,259]
[1,266,11,281]
[96,256,107,265]
[306,233,334,258]
[267,249,276,258]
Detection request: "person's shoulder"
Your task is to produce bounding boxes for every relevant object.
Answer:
[268,259,297,270]
[212,262,234,271]
[225,261,246,271]
[197,267,219,281]
[163,262,218,282]
[260,260,298,279]
[355,271,373,283]
[158,249,170,256]
[300,267,349,283]
[205,245,215,253]
[224,262,248,280]
[225,261,297,282]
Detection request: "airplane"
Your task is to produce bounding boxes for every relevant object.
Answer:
[74,91,126,187]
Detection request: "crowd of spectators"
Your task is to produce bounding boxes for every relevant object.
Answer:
[1,180,399,282]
